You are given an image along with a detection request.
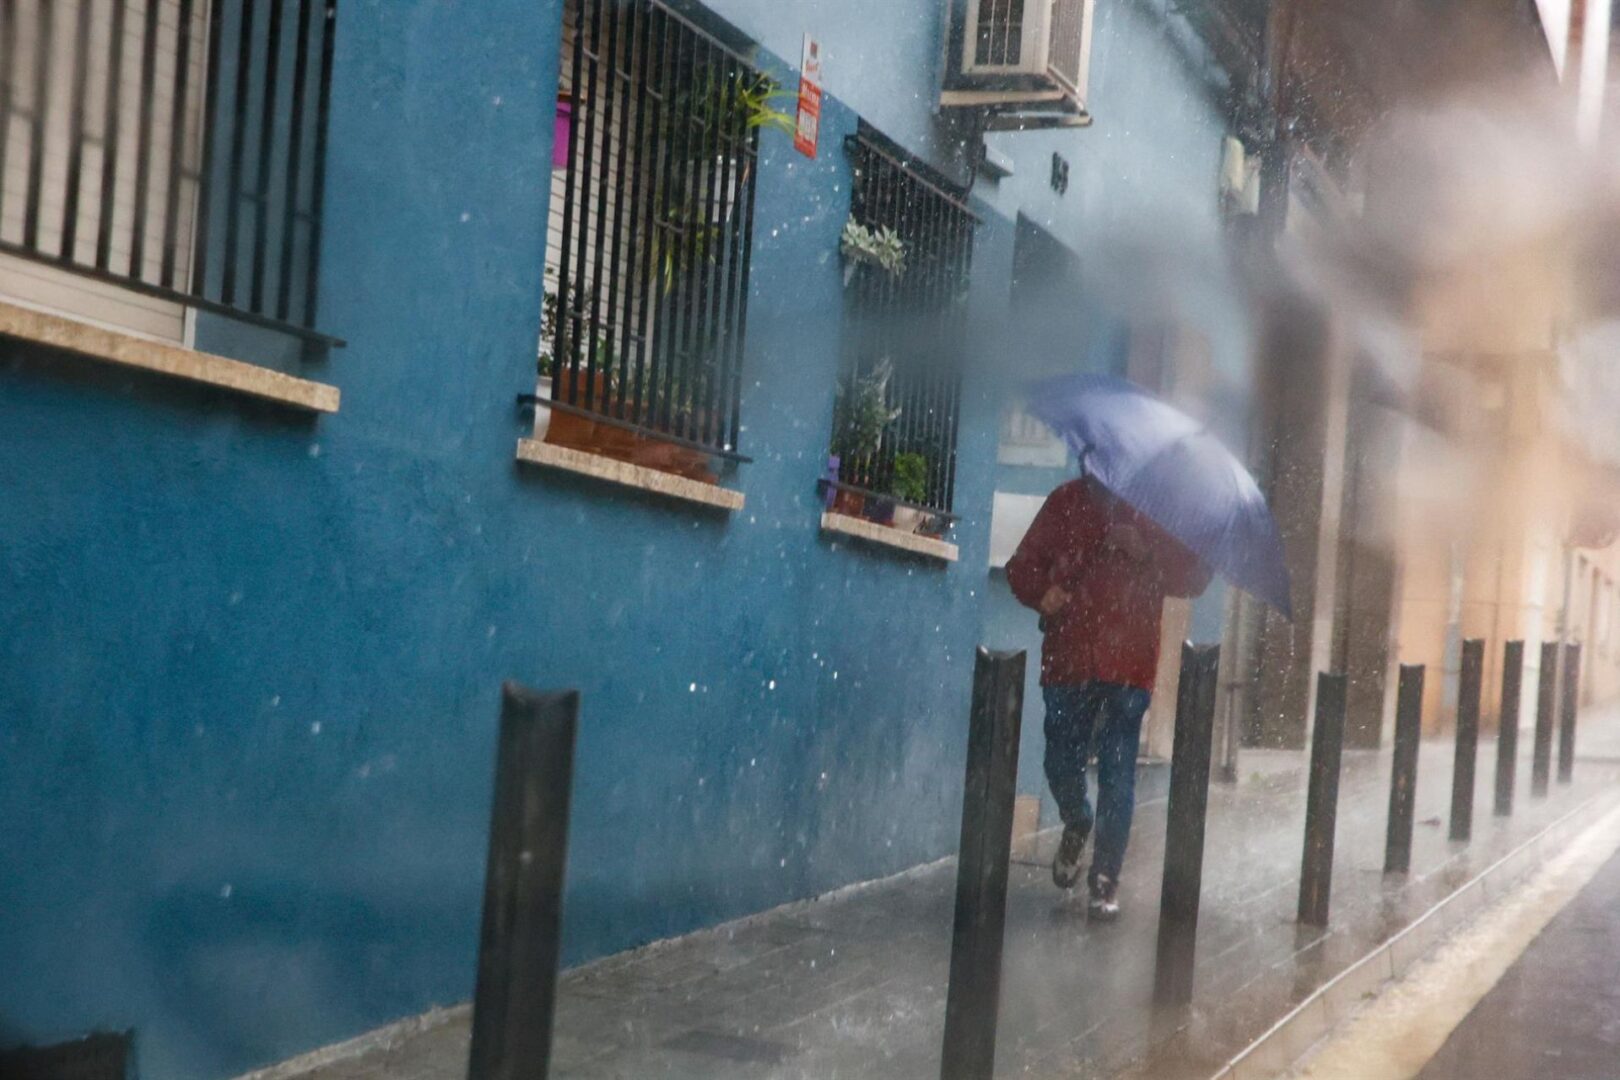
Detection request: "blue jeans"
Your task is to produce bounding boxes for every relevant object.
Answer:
[1043,682,1151,888]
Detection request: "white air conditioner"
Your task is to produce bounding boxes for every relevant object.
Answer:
[940,0,1096,126]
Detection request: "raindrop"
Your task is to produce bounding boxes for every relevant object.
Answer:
[311,722,322,735]
[220,884,233,899]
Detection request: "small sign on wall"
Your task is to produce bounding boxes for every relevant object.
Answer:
[795,35,823,159]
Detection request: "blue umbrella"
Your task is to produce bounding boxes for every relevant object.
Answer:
[1027,373,1292,618]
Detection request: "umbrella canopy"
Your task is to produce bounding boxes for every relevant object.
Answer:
[1027,373,1292,618]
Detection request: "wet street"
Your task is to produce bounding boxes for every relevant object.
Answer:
[249,711,1620,1080]
[1414,823,1620,1079]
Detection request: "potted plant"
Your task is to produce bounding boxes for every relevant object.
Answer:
[829,360,900,518]
[889,451,930,533]
[840,220,906,286]
[653,70,793,293]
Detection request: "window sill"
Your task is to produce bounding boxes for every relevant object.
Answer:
[0,299,339,412]
[515,438,745,511]
[820,511,959,562]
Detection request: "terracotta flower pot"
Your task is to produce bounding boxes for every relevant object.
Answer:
[832,489,866,518]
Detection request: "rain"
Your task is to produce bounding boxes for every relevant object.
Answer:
[5,1,1620,1080]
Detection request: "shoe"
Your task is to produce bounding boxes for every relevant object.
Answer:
[1052,825,1088,889]
[1088,876,1120,922]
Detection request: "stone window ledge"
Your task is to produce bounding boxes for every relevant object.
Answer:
[515,438,745,511]
[820,510,959,562]
[0,299,339,412]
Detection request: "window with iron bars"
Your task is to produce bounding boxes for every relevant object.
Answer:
[828,132,976,522]
[540,0,776,466]
[0,0,340,347]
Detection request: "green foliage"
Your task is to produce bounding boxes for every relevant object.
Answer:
[890,451,930,505]
[733,71,796,136]
[833,360,901,462]
[538,281,621,382]
[653,69,791,294]
[840,220,906,279]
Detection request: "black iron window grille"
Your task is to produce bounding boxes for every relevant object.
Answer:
[0,0,341,346]
[542,0,775,462]
[830,132,976,517]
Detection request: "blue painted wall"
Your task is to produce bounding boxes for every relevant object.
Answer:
[0,1,1248,1077]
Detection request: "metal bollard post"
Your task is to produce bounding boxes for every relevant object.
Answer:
[1531,642,1559,798]
[941,648,1025,1080]
[1298,672,1348,927]
[1154,643,1221,1006]
[1384,664,1425,874]
[1494,641,1524,817]
[1558,642,1583,784]
[1449,639,1484,842]
[468,683,580,1080]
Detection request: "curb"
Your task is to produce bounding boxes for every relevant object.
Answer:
[1208,790,1620,1080]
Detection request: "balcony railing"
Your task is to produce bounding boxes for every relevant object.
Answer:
[0,0,341,346]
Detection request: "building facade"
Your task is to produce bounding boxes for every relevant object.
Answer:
[0,0,1255,1076]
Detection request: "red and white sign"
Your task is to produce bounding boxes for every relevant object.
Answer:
[794,35,823,159]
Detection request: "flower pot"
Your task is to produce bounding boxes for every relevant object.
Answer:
[832,488,866,518]
[823,455,842,509]
[867,497,896,526]
[533,375,553,440]
[543,370,610,450]
[554,97,573,169]
[629,438,718,485]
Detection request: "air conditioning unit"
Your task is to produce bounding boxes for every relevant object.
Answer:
[940,0,1097,127]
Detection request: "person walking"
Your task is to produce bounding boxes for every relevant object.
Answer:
[1006,474,1211,920]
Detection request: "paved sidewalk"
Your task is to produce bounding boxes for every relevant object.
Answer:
[257,713,1620,1080]
[1415,841,1620,1080]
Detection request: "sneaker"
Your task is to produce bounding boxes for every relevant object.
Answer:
[1052,825,1088,889]
[1088,875,1121,922]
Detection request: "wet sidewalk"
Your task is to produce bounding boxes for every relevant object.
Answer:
[254,712,1620,1080]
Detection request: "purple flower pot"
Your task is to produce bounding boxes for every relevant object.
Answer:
[554,98,573,169]
[823,455,841,509]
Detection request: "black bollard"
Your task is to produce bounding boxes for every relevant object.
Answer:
[1298,672,1348,927]
[1494,641,1524,817]
[1558,642,1583,784]
[1531,642,1559,798]
[468,683,580,1080]
[1449,639,1484,842]
[1153,643,1221,1007]
[1384,664,1425,874]
[941,648,1025,1080]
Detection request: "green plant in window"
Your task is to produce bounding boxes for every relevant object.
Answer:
[890,451,930,505]
[649,68,790,294]
[733,71,795,136]
[840,220,906,283]
[832,359,901,467]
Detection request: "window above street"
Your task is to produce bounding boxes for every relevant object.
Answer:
[0,0,343,403]
[525,0,772,496]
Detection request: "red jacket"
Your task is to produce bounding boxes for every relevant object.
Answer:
[1006,478,1211,690]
